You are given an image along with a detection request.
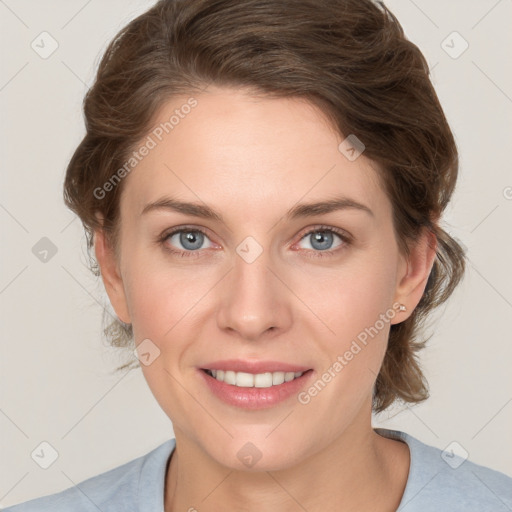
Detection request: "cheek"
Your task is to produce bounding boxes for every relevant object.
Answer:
[122,256,212,419]
[126,265,204,340]
[293,247,398,343]
[290,247,398,409]
[121,248,223,367]
[292,258,397,425]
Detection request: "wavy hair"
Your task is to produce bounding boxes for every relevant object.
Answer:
[63,0,466,413]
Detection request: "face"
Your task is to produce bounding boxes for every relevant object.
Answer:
[97,86,432,471]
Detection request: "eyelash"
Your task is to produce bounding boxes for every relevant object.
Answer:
[158,224,352,260]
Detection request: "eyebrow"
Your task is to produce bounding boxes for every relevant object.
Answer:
[141,195,374,221]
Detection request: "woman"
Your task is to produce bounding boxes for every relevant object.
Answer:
[5,0,512,510]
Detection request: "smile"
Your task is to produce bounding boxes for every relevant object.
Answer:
[204,369,305,388]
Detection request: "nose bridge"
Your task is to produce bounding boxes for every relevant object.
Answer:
[216,237,291,340]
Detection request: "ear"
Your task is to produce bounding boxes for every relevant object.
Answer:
[391,227,437,324]
[94,227,132,324]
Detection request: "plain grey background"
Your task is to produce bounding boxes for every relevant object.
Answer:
[1,0,511,507]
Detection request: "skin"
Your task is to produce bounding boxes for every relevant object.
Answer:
[94,86,437,511]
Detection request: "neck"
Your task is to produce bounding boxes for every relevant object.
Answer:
[164,410,409,512]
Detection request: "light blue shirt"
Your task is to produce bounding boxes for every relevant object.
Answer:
[3,428,512,511]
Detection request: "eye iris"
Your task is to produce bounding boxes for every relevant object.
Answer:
[310,231,333,251]
[180,231,204,250]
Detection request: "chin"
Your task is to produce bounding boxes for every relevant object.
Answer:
[200,433,312,473]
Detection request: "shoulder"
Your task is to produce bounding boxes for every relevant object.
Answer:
[2,439,175,512]
[375,428,512,512]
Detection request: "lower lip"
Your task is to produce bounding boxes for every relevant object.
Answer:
[198,369,314,410]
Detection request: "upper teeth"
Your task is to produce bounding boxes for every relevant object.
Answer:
[207,370,304,388]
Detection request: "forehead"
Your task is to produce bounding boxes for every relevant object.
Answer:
[120,87,387,220]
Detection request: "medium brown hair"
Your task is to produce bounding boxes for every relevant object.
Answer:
[63,0,466,413]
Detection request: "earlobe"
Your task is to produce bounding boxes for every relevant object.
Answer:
[94,228,132,324]
[392,228,437,321]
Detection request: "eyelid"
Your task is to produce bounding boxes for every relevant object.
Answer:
[161,224,212,240]
[295,224,352,243]
[166,225,217,242]
[304,224,352,238]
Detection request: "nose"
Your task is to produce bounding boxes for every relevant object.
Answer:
[216,246,293,342]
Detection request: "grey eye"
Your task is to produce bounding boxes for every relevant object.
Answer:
[299,231,342,251]
[168,230,212,251]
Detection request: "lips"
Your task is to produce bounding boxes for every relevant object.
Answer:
[200,359,311,374]
[197,359,314,409]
